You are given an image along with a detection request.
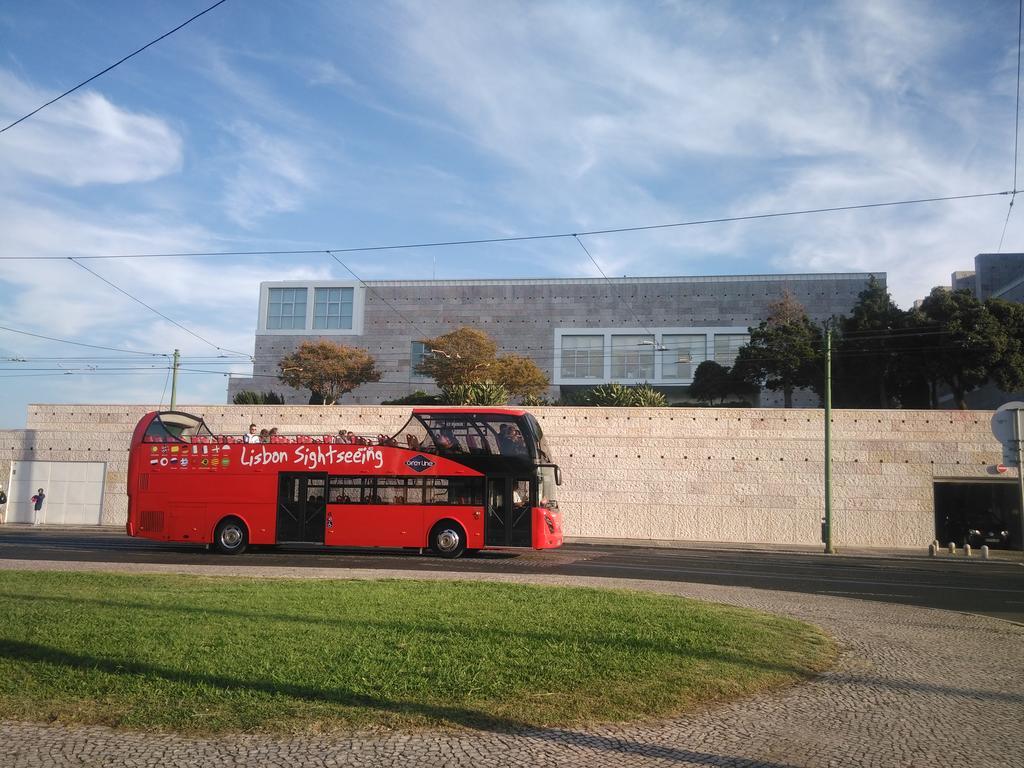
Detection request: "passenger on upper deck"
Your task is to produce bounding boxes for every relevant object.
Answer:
[436,428,463,453]
[497,424,528,456]
[405,434,421,451]
[259,428,270,443]
[243,424,261,444]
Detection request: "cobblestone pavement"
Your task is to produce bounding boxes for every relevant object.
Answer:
[2,559,1022,767]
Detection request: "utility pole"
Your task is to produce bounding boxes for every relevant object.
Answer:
[169,349,180,410]
[824,324,835,554]
[1016,409,1024,551]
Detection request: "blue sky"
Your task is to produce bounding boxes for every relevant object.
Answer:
[0,0,1021,427]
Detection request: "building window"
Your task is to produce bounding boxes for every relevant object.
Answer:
[714,334,749,366]
[611,334,654,379]
[560,335,604,379]
[662,334,706,380]
[313,287,354,330]
[267,287,307,330]
[410,341,429,379]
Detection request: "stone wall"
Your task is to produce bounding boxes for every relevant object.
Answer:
[1,404,1011,548]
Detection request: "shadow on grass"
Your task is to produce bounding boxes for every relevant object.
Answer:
[0,590,820,678]
[0,637,523,731]
[0,637,805,767]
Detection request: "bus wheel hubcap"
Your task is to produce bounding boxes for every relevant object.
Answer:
[222,527,242,547]
[436,529,459,552]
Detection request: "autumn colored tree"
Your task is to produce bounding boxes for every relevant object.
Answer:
[415,327,550,401]
[278,340,381,405]
[414,328,497,387]
[488,355,550,400]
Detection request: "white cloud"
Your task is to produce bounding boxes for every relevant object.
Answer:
[0,71,182,186]
[221,121,315,227]
[374,0,1016,303]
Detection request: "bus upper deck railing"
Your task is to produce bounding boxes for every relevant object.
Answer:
[143,434,395,446]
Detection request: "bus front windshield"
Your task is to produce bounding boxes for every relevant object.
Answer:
[142,412,214,443]
[538,465,559,509]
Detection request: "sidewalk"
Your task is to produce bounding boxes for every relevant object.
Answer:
[566,535,1024,562]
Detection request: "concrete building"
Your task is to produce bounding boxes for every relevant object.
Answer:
[950,253,1024,302]
[227,273,883,405]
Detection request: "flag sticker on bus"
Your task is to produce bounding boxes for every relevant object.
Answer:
[405,455,435,472]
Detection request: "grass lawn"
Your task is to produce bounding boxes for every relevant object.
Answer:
[0,571,834,734]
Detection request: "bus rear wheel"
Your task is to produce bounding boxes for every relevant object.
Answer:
[430,521,466,559]
[214,517,248,555]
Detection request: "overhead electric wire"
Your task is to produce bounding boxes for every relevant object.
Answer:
[0,323,166,356]
[326,251,434,339]
[999,0,1024,253]
[158,364,172,408]
[67,258,252,358]
[572,235,657,339]
[0,0,230,134]
[0,190,1015,262]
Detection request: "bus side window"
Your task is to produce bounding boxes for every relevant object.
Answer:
[328,476,364,504]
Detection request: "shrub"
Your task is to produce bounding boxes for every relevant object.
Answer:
[381,391,443,406]
[630,384,668,407]
[441,380,510,405]
[232,390,285,405]
[576,383,667,407]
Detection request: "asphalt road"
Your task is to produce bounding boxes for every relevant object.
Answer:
[1,528,1023,622]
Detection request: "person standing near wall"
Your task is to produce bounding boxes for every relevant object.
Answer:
[30,488,45,525]
[0,485,6,524]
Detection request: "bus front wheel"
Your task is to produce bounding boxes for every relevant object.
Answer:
[214,517,248,555]
[430,521,466,559]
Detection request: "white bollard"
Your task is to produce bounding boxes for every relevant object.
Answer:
[981,545,990,560]
[928,543,937,557]
[964,544,972,557]
[948,542,956,555]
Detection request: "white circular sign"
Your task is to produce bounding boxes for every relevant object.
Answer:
[991,401,1024,445]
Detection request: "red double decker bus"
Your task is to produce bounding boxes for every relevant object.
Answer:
[126,407,563,558]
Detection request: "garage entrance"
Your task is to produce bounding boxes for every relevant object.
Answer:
[933,481,1022,550]
[4,461,106,525]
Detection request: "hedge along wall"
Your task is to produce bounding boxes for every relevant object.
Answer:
[0,404,1010,547]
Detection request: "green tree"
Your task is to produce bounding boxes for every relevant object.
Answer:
[914,288,1008,410]
[986,298,1024,394]
[689,361,732,405]
[733,293,824,408]
[278,340,381,405]
[835,275,905,408]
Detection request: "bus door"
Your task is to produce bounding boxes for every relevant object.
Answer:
[485,476,532,547]
[277,473,328,543]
